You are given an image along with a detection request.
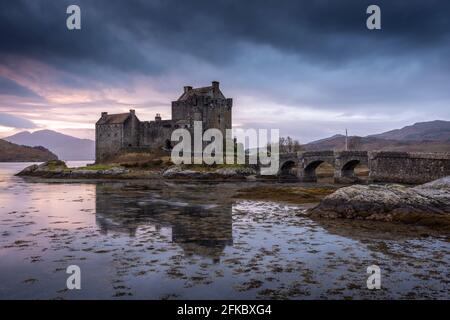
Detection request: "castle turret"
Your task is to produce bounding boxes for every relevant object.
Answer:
[171,81,231,138]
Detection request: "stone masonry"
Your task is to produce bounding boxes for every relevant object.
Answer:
[281,150,450,184]
[96,81,232,162]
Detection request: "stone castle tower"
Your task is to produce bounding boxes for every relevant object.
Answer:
[95,81,232,162]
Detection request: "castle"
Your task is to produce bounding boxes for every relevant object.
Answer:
[96,81,233,162]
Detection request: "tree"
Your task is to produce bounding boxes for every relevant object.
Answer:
[277,136,304,153]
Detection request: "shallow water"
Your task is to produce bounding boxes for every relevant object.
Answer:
[0,163,449,299]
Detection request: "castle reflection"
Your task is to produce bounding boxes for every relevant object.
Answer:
[94,182,233,262]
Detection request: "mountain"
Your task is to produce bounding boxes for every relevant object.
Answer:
[3,130,95,160]
[305,136,450,152]
[0,139,58,162]
[369,120,450,141]
[305,120,450,152]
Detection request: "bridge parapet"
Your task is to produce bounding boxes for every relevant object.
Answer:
[368,151,450,184]
[334,150,368,157]
[279,152,298,160]
[298,151,334,158]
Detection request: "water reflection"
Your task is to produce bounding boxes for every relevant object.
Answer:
[95,183,233,261]
[1,163,449,299]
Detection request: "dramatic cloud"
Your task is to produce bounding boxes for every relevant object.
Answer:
[0,76,41,98]
[0,0,449,141]
[0,112,37,129]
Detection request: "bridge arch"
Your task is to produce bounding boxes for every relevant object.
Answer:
[341,159,360,177]
[279,159,297,176]
[334,151,369,183]
[275,153,299,178]
[297,151,336,182]
[301,160,335,182]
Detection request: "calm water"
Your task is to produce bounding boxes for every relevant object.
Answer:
[0,162,449,299]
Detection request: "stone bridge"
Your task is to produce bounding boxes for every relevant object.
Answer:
[277,151,450,184]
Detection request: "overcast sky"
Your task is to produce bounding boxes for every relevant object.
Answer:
[0,0,449,142]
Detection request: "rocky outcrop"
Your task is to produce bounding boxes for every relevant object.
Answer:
[17,160,129,178]
[307,176,450,227]
[163,165,257,180]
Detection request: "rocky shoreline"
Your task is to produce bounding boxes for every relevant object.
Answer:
[306,176,450,229]
[16,161,450,229]
[16,160,258,181]
[16,160,131,179]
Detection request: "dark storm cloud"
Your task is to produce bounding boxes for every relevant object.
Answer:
[0,1,162,74]
[1,0,450,76]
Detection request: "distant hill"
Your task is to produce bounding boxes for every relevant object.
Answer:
[3,130,95,160]
[305,136,450,152]
[0,139,58,162]
[305,120,450,152]
[368,120,450,141]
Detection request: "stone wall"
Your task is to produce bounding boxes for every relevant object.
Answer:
[139,120,174,149]
[122,112,140,148]
[368,151,450,184]
[171,95,232,138]
[294,150,450,184]
[96,124,123,162]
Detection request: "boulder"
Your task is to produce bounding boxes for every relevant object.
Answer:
[16,164,38,175]
[307,176,450,225]
[17,160,67,176]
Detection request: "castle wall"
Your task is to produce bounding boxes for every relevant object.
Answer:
[172,101,187,122]
[96,124,123,162]
[122,113,140,148]
[203,98,232,136]
[139,120,174,149]
[172,96,232,136]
